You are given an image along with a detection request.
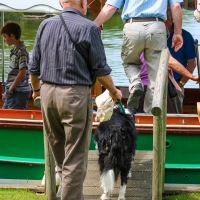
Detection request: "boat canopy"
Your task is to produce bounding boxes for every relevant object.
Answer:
[0,0,62,13]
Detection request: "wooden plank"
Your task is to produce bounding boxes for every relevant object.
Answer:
[164,184,200,194]
[84,196,151,200]
[83,150,153,200]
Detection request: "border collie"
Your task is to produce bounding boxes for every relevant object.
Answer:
[94,106,137,200]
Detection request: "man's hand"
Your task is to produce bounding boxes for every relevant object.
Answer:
[2,92,6,101]
[109,88,122,103]
[32,91,40,100]
[172,34,183,52]
[191,75,200,83]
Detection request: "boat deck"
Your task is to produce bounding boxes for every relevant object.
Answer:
[83,150,153,200]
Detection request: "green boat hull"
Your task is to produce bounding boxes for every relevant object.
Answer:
[0,124,200,185]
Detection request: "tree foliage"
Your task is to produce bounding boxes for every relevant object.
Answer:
[4,12,24,21]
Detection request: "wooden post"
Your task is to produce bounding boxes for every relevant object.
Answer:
[184,0,189,9]
[151,48,170,116]
[161,79,167,193]
[153,115,163,199]
[195,0,197,9]
[194,39,200,88]
[1,12,5,94]
[44,134,57,200]
[151,48,169,200]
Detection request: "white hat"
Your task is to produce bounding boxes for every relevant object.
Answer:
[95,90,114,122]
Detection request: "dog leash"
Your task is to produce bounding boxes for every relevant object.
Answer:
[118,100,125,113]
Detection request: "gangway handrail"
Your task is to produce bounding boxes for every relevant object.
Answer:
[151,48,170,200]
[151,48,169,116]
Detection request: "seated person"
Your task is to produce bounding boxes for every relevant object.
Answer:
[138,52,200,113]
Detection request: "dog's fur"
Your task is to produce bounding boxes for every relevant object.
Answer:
[94,107,137,200]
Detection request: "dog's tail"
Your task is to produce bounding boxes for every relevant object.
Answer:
[100,169,115,193]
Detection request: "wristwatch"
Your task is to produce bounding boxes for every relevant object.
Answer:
[33,88,40,92]
[179,81,185,87]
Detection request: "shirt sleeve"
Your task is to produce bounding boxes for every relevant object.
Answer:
[88,26,112,78]
[168,0,183,6]
[183,30,196,60]
[29,24,43,76]
[105,0,124,9]
[18,48,29,70]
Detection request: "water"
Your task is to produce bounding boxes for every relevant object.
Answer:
[0,9,200,88]
[0,19,43,82]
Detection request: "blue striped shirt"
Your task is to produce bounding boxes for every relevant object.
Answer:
[106,0,183,22]
[29,8,111,86]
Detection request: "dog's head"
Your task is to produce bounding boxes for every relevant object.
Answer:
[94,106,137,155]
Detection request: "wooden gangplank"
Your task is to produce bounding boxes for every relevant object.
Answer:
[83,150,153,200]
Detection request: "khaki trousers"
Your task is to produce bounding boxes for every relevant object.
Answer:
[121,21,167,113]
[41,83,92,200]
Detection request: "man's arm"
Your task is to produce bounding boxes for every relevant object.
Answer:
[179,58,197,84]
[169,55,199,82]
[97,75,122,102]
[170,3,183,52]
[30,74,41,99]
[94,4,117,27]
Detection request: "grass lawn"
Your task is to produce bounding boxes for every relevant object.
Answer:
[0,188,200,200]
[0,188,46,200]
[163,193,200,200]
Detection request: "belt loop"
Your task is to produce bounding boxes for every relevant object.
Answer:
[156,17,158,21]
[130,18,133,23]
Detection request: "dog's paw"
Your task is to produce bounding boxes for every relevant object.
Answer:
[127,171,132,178]
[95,142,98,150]
[101,193,110,200]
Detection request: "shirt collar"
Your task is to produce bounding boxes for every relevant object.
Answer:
[62,7,84,17]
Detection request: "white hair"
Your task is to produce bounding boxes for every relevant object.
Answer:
[60,0,80,3]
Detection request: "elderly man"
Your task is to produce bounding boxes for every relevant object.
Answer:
[29,0,122,199]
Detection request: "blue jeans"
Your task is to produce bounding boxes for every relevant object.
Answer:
[3,87,31,109]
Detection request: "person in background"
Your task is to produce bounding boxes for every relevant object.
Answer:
[29,0,122,200]
[165,6,196,113]
[94,0,183,114]
[1,22,31,109]
[194,0,200,22]
[138,52,200,113]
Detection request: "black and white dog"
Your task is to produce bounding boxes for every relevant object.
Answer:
[94,106,137,200]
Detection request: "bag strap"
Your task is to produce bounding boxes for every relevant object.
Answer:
[59,13,96,87]
[59,14,88,65]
